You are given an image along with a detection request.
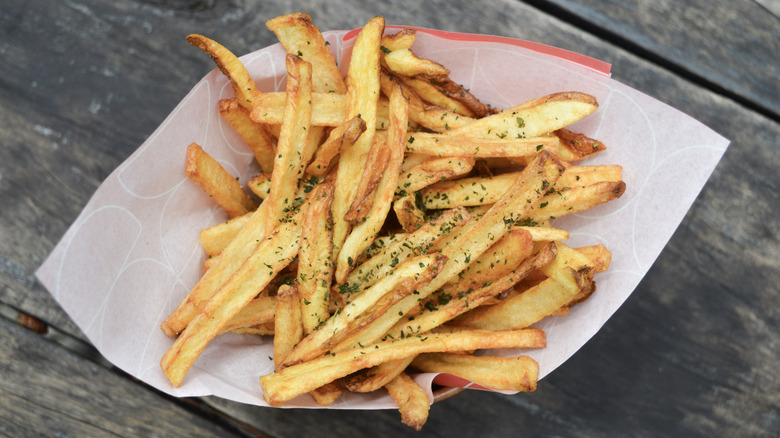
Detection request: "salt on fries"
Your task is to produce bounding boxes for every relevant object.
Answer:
[160,12,626,430]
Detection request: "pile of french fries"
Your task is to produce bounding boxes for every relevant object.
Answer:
[159,13,625,430]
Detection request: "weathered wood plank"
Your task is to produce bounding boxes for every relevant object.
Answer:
[0,0,777,436]
[525,0,780,118]
[0,316,246,437]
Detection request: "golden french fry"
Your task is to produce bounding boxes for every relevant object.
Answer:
[274,284,304,370]
[260,328,546,406]
[385,372,431,431]
[355,232,408,265]
[199,213,252,257]
[380,72,474,132]
[281,254,445,368]
[343,356,415,393]
[404,132,559,158]
[384,48,450,77]
[395,157,475,196]
[447,92,599,139]
[247,172,272,199]
[297,181,336,333]
[309,382,343,407]
[393,195,427,233]
[265,12,347,94]
[380,29,417,52]
[218,98,277,171]
[344,137,391,224]
[306,116,366,177]
[185,143,257,218]
[335,81,406,283]
[420,165,623,210]
[186,34,260,110]
[219,295,276,334]
[331,16,385,263]
[264,54,313,228]
[250,92,391,128]
[428,75,495,118]
[411,353,539,392]
[161,209,302,386]
[400,76,475,117]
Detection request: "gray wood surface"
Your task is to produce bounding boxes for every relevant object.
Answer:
[529,0,780,118]
[1,0,778,436]
[0,315,245,437]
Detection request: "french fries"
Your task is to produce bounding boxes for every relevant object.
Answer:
[160,14,627,430]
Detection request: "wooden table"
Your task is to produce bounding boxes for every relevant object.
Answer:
[2,1,778,436]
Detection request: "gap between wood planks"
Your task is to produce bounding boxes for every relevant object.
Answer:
[0,302,270,438]
[520,0,780,123]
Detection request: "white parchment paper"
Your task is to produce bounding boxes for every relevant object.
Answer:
[36,27,729,409]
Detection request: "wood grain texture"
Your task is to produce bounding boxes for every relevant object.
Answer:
[528,0,780,118]
[0,316,245,437]
[0,0,777,436]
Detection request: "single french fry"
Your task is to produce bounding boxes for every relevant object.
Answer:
[411,353,539,392]
[344,137,391,224]
[247,172,272,199]
[219,295,276,335]
[250,92,391,128]
[356,232,408,265]
[264,54,313,228]
[306,116,365,177]
[447,92,599,139]
[429,75,495,118]
[400,76,475,117]
[384,48,449,77]
[260,328,546,405]
[380,29,416,52]
[297,180,336,333]
[395,157,475,197]
[527,180,626,222]
[393,195,427,233]
[385,372,431,431]
[230,323,275,336]
[309,382,343,407]
[331,16,385,264]
[576,244,612,273]
[218,98,276,171]
[274,285,304,370]
[185,143,257,218]
[199,213,252,257]
[341,207,470,295]
[404,132,559,158]
[265,12,347,94]
[186,34,260,110]
[518,226,569,242]
[161,209,302,386]
[420,166,624,210]
[380,72,474,132]
[281,254,446,368]
[336,81,406,283]
[343,356,415,393]
[554,128,607,160]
